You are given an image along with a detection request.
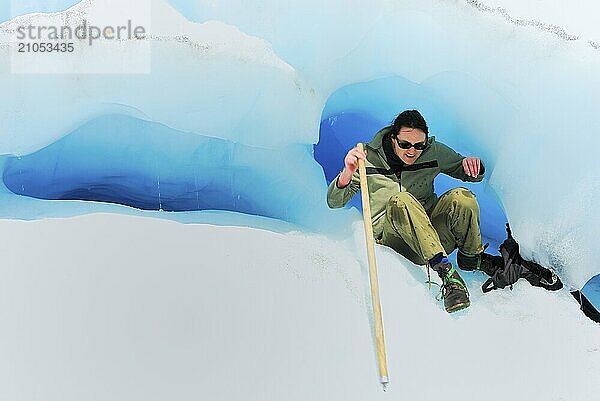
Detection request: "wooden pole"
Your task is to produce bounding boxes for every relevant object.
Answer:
[356,143,389,391]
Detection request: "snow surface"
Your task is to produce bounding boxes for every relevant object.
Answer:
[0,213,597,400]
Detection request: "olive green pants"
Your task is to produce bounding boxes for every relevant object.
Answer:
[379,188,484,265]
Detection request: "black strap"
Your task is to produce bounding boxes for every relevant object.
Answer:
[505,222,512,238]
[482,278,497,293]
[571,290,600,323]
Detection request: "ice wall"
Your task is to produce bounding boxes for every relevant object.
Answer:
[1,0,599,290]
[0,1,81,24]
[0,0,335,231]
[2,114,331,227]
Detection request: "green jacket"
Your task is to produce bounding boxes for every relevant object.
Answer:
[326,126,485,239]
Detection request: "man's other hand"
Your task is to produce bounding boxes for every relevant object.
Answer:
[462,157,481,177]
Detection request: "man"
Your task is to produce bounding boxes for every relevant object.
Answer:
[327,109,503,313]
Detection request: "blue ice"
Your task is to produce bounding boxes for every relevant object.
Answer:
[1,114,334,230]
[0,1,81,23]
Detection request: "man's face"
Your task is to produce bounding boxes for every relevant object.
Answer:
[391,127,427,165]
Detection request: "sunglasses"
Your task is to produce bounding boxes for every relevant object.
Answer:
[394,136,428,150]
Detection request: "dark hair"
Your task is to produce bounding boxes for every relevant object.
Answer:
[391,110,429,137]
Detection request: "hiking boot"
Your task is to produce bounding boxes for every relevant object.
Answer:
[457,250,503,277]
[432,261,470,313]
[520,260,564,291]
[536,271,563,291]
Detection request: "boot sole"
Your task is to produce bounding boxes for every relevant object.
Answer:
[446,300,470,313]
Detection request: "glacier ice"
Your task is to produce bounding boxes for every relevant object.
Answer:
[0,1,82,24]
[0,0,599,399]
[1,0,598,289]
[1,113,336,228]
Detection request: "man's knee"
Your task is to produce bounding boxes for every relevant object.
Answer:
[446,188,479,211]
[387,192,420,210]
